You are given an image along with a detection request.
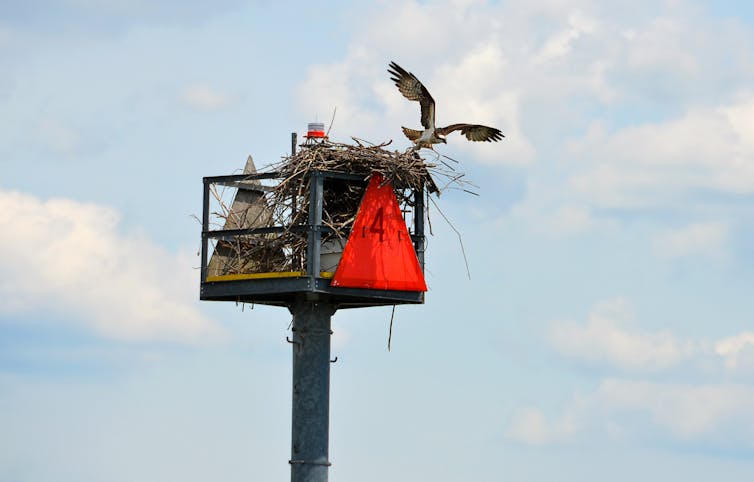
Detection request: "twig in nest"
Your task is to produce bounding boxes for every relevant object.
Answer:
[326,106,337,137]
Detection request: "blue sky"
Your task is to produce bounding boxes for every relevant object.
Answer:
[2,0,754,481]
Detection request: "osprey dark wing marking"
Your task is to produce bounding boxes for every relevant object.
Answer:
[436,124,504,142]
[388,61,435,130]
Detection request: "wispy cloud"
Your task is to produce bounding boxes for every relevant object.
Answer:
[549,298,696,372]
[567,96,754,210]
[180,84,235,111]
[0,189,220,343]
[512,297,754,448]
[34,118,81,156]
[533,11,598,64]
[505,406,578,446]
[652,222,729,259]
[548,298,754,375]
[715,332,754,373]
[507,379,754,448]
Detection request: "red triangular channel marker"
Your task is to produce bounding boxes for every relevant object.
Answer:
[332,174,427,292]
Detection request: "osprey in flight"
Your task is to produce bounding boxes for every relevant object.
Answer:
[388,61,504,149]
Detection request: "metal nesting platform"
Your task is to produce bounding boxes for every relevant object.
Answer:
[200,169,426,308]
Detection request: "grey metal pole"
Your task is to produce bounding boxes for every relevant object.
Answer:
[289,297,336,482]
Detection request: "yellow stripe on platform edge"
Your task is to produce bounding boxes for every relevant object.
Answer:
[206,271,335,282]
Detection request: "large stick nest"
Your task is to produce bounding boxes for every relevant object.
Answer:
[271,139,440,194]
[207,139,473,276]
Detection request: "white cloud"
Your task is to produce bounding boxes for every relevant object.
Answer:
[549,298,754,376]
[566,95,754,210]
[0,189,221,343]
[715,332,754,373]
[533,11,598,64]
[505,406,577,446]
[180,84,235,111]
[514,295,754,449]
[545,205,597,236]
[297,52,383,141]
[430,43,535,165]
[652,222,729,259]
[511,92,754,237]
[620,17,698,75]
[35,118,81,155]
[550,298,694,371]
[510,184,618,237]
[508,379,754,447]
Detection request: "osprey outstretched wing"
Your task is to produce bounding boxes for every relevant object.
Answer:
[387,61,504,148]
[436,124,504,142]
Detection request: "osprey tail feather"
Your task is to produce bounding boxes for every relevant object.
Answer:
[401,127,423,141]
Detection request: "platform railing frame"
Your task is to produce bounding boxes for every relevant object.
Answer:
[200,169,426,307]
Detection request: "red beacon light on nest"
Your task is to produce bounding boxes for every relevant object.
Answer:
[306,122,326,140]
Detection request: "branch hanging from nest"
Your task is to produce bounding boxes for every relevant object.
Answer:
[428,194,472,280]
